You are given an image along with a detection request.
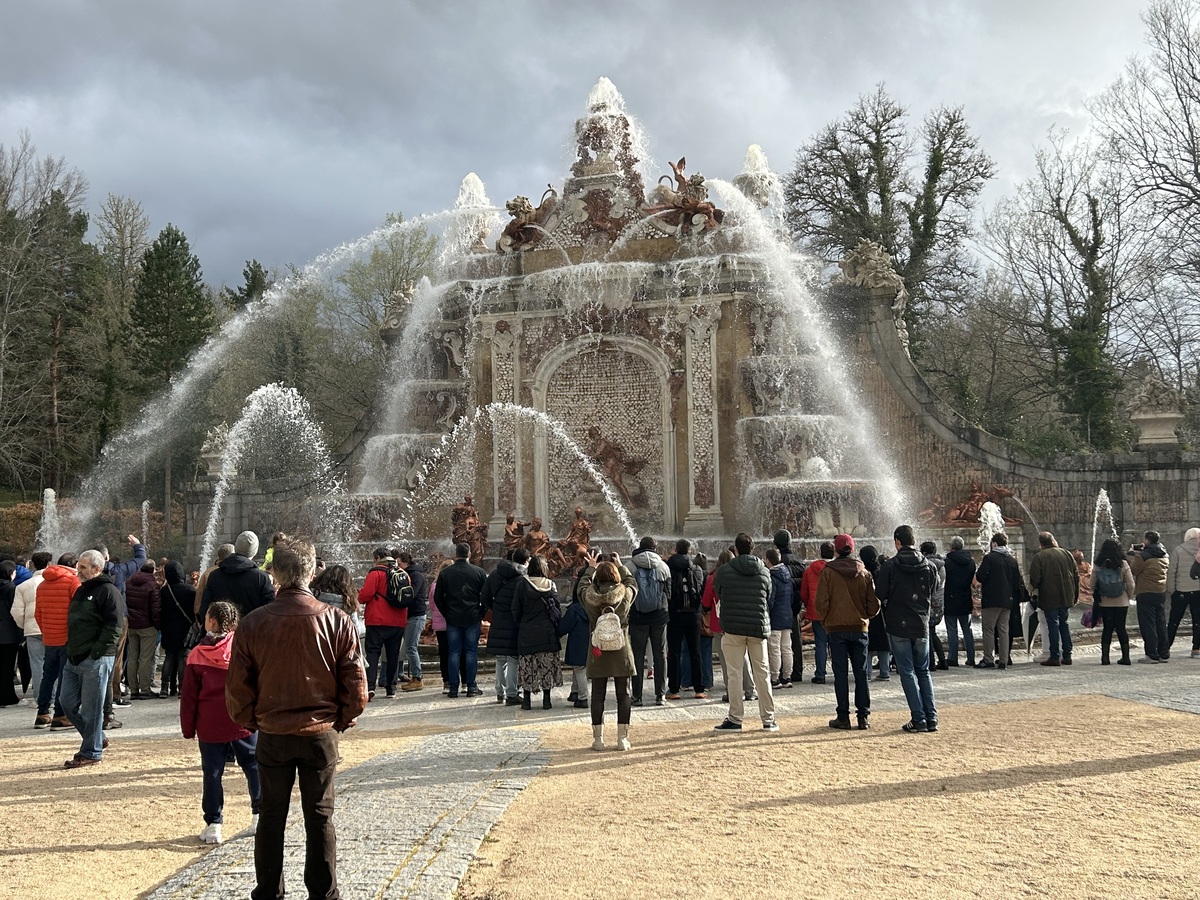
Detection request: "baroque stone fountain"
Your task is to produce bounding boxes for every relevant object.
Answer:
[349,77,901,552]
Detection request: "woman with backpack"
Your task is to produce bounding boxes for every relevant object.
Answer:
[512,555,563,710]
[1091,539,1136,665]
[579,551,636,751]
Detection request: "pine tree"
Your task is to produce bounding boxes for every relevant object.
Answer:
[131,224,214,388]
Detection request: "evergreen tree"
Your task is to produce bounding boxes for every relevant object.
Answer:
[131,224,214,389]
[221,258,271,312]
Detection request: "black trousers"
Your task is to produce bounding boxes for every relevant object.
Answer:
[666,611,703,694]
[590,676,631,725]
[928,614,945,667]
[364,625,403,692]
[253,730,340,900]
[629,619,666,700]
[1100,606,1130,661]
[1136,594,1169,659]
[1168,591,1200,650]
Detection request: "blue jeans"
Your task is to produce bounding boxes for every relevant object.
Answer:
[889,635,937,726]
[1043,606,1072,660]
[37,643,67,716]
[446,622,481,692]
[828,631,870,721]
[400,615,426,680]
[60,655,114,760]
[946,614,975,663]
[679,635,715,691]
[199,735,261,824]
[811,620,828,678]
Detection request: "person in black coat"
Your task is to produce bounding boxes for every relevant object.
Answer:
[861,546,891,681]
[0,560,21,706]
[159,561,197,697]
[665,539,706,700]
[201,532,275,619]
[943,536,977,666]
[482,548,528,705]
[557,587,591,708]
[512,555,563,710]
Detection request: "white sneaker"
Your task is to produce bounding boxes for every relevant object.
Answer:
[248,814,259,836]
[199,823,223,844]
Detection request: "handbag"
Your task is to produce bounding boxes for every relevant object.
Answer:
[1082,598,1101,629]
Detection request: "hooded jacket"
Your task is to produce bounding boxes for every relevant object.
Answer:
[1129,543,1169,596]
[180,632,252,744]
[712,554,772,639]
[202,553,275,617]
[800,559,827,621]
[125,569,161,630]
[66,574,122,664]
[876,546,936,640]
[666,552,704,615]
[768,563,794,631]
[630,549,671,625]
[943,548,977,617]
[105,543,147,596]
[34,565,80,647]
[512,575,561,656]
[557,595,590,667]
[581,566,637,679]
[160,562,198,652]
[1166,531,1200,594]
[1027,545,1080,610]
[482,559,525,656]
[815,556,880,632]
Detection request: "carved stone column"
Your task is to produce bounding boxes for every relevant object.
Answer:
[682,304,724,532]
[487,319,521,528]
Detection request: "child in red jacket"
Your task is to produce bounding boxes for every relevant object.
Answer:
[180,601,260,845]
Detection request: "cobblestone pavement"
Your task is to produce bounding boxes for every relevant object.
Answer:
[144,728,547,900]
[5,638,1198,899]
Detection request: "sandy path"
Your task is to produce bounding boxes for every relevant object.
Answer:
[460,696,1200,899]
[0,726,435,899]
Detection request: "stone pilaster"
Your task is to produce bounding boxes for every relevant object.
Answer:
[682,304,724,533]
[487,320,520,528]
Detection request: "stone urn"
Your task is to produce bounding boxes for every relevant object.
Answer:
[1130,408,1185,446]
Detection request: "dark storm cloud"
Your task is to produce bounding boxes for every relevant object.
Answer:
[0,0,1148,285]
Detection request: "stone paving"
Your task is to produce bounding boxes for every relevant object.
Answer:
[4,635,1199,899]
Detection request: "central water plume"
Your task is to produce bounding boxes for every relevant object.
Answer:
[198,384,338,570]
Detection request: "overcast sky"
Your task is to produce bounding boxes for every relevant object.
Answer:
[1,0,1152,287]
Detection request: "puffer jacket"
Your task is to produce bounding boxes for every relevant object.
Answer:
[180,632,252,744]
[1129,544,1169,596]
[815,556,880,632]
[226,586,367,735]
[876,547,936,640]
[34,564,80,646]
[943,548,977,617]
[581,566,636,679]
[125,570,161,630]
[712,554,772,639]
[482,559,524,656]
[800,559,827,621]
[557,597,590,667]
[768,564,794,631]
[202,553,275,617]
[1166,533,1200,594]
[512,575,561,656]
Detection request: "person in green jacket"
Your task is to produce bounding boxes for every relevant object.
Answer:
[1027,532,1080,666]
[712,533,777,733]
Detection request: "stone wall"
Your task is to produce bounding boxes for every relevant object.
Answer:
[850,284,1200,552]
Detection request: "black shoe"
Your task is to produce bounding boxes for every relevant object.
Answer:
[996,663,1007,670]
[368,690,376,702]
[505,697,522,706]
[447,691,459,699]
[466,687,483,697]
[902,720,928,733]
[112,698,131,708]
[1118,657,1132,665]
[856,718,870,731]
[573,699,589,708]
[654,696,665,706]
[977,660,995,669]
[828,717,852,730]
[721,693,729,702]
[713,719,742,731]
[1062,656,1073,666]
[926,720,939,732]
[520,696,532,711]
[935,661,948,671]
[567,691,579,703]
[632,697,643,707]
[810,676,826,684]
[385,690,396,698]
[946,660,959,668]
[542,693,552,710]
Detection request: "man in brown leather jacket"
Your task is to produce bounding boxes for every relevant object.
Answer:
[227,540,367,900]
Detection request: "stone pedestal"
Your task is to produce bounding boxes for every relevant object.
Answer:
[1130,410,1184,447]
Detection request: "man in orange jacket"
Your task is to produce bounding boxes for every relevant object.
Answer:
[33,553,80,729]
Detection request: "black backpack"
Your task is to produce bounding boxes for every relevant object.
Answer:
[372,563,415,610]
